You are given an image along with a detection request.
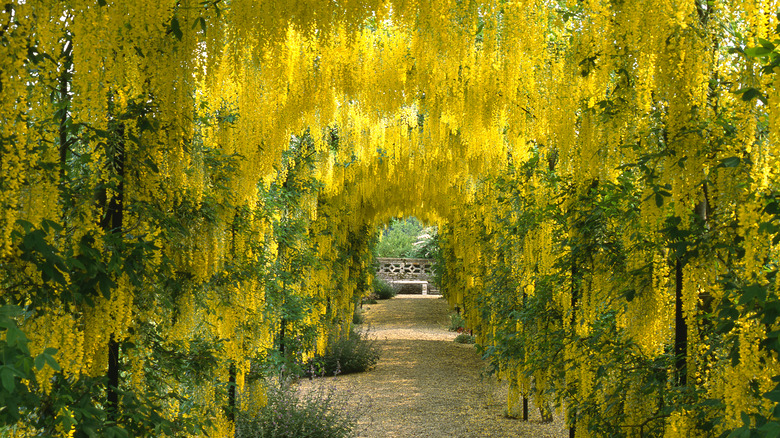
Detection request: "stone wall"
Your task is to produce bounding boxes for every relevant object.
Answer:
[375,257,439,294]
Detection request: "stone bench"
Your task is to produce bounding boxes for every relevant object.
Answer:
[391,279,430,295]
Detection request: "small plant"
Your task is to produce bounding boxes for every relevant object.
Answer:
[308,327,380,376]
[236,379,360,438]
[361,297,378,305]
[454,333,476,344]
[448,313,466,332]
[373,278,395,300]
[352,308,364,325]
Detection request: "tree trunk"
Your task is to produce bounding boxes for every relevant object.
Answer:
[227,362,237,422]
[674,258,687,386]
[100,123,125,421]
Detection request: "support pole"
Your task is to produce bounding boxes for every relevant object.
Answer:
[523,396,529,421]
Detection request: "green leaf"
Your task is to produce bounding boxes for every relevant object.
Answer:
[719,157,741,168]
[727,425,749,438]
[766,384,780,402]
[169,16,183,41]
[5,327,18,347]
[767,394,780,406]
[41,219,63,233]
[106,425,129,438]
[760,422,780,438]
[741,411,751,426]
[4,327,27,352]
[745,46,773,57]
[98,274,116,299]
[34,355,45,371]
[69,258,87,271]
[741,88,761,101]
[1,368,15,393]
[739,284,767,305]
[193,16,207,34]
[0,305,22,319]
[759,38,776,50]
[766,201,780,215]
[143,157,160,174]
[737,87,769,104]
[45,354,60,371]
[35,350,60,372]
[670,241,688,257]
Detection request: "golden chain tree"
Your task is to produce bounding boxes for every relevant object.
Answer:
[2,0,780,436]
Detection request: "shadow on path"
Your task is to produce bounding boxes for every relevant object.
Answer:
[306,295,568,438]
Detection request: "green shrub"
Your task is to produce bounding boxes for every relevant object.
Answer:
[308,327,380,376]
[448,313,466,332]
[236,380,360,438]
[361,297,378,305]
[454,333,475,344]
[372,278,395,300]
[352,308,364,325]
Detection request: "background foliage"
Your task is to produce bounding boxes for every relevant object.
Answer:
[373,217,438,259]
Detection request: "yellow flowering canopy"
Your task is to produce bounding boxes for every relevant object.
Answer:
[2,0,780,436]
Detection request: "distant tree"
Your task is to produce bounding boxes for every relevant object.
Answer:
[407,227,439,259]
[374,217,423,257]
[374,218,438,258]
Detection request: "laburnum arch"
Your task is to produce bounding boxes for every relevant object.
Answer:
[2,0,780,436]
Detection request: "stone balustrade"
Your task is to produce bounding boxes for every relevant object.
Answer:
[375,257,439,295]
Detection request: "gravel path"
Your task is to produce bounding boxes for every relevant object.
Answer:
[302,295,569,438]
